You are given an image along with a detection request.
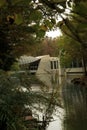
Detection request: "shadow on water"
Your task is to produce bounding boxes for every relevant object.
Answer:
[62,82,87,130]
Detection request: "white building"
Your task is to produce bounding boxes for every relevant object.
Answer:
[19,55,86,86]
[19,55,62,87]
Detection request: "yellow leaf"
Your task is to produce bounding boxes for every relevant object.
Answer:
[40,25,48,31]
[7,15,15,21]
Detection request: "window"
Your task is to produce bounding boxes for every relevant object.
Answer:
[51,61,53,69]
[54,61,56,69]
[51,60,58,69]
[29,59,40,70]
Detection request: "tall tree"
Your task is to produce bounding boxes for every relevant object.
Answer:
[1,0,87,73]
[37,0,87,75]
[57,1,87,75]
[0,0,68,71]
[56,35,83,67]
[0,1,67,130]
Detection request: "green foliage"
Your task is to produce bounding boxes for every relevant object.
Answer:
[0,71,27,130]
[0,70,62,130]
[30,37,59,56]
[29,10,43,23]
[56,35,83,67]
[56,1,87,74]
[11,62,20,71]
[15,13,23,25]
[0,0,42,70]
[74,1,87,16]
[0,0,6,7]
[0,71,45,130]
[0,0,69,71]
[0,27,16,71]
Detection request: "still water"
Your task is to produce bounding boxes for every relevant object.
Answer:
[31,74,87,130]
[47,84,87,130]
[31,81,64,130]
[62,83,87,130]
[47,107,64,130]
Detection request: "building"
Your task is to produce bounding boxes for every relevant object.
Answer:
[19,55,87,86]
[19,55,61,87]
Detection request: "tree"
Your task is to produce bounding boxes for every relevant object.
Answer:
[35,0,87,75]
[0,0,70,71]
[1,0,77,71]
[1,0,87,72]
[55,34,83,68]
[0,27,16,71]
[29,37,59,56]
[0,1,68,130]
[57,1,87,75]
[0,70,62,130]
[0,0,41,70]
[0,71,45,130]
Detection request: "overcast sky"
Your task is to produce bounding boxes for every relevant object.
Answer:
[46,29,62,38]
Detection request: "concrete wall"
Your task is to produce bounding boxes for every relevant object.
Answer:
[36,55,60,87]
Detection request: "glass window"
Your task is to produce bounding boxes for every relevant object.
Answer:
[51,61,53,69]
[29,59,40,70]
[54,61,56,69]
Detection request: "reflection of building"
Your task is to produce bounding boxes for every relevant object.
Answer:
[19,55,60,86]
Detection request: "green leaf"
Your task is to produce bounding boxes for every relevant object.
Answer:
[12,0,22,5]
[51,18,56,24]
[36,30,45,38]
[0,0,6,7]
[74,1,87,15]
[15,13,23,25]
[44,20,53,30]
[30,10,43,22]
[11,0,31,5]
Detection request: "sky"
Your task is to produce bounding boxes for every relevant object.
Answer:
[46,28,62,38]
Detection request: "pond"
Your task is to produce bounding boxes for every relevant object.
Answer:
[31,73,87,130]
[48,84,87,130]
[47,107,64,130]
[30,73,64,130]
[62,82,87,130]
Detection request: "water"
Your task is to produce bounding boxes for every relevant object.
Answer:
[31,74,87,130]
[62,83,87,130]
[31,75,64,130]
[32,104,64,130]
[47,107,64,130]
[47,118,62,130]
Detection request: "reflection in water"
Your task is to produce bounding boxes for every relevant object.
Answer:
[31,73,87,130]
[30,73,63,130]
[47,107,64,130]
[62,83,87,130]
